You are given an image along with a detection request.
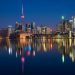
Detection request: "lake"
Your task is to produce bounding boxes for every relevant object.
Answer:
[0,37,75,75]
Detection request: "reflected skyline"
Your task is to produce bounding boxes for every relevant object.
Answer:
[0,36,75,74]
[0,37,75,63]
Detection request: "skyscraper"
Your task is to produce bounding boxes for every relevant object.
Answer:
[72,16,75,29]
[21,0,25,31]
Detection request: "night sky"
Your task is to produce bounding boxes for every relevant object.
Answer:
[0,0,75,28]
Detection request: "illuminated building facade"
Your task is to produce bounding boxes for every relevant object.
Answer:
[15,22,22,31]
[72,16,75,29]
[8,25,13,36]
[41,26,47,34]
[31,22,36,34]
[0,26,13,38]
[57,20,72,32]
[36,27,41,34]
[26,23,31,33]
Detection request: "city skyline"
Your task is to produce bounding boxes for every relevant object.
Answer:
[0,0,75,27]
[0,0,75,75]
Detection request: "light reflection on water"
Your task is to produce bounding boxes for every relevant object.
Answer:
[0,37,75,74]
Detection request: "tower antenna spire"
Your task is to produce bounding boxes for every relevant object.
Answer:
[22,0,24,16]
[21,0,24,31]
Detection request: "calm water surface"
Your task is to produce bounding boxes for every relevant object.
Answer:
[0,37,75,75]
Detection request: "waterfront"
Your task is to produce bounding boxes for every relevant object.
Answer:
[0,36,75,75]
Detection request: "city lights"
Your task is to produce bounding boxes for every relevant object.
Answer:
[0,0,75,75]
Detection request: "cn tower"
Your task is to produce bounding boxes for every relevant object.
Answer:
[21,0,24,31]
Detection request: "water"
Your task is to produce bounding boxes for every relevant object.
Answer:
[0,37,75,75]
